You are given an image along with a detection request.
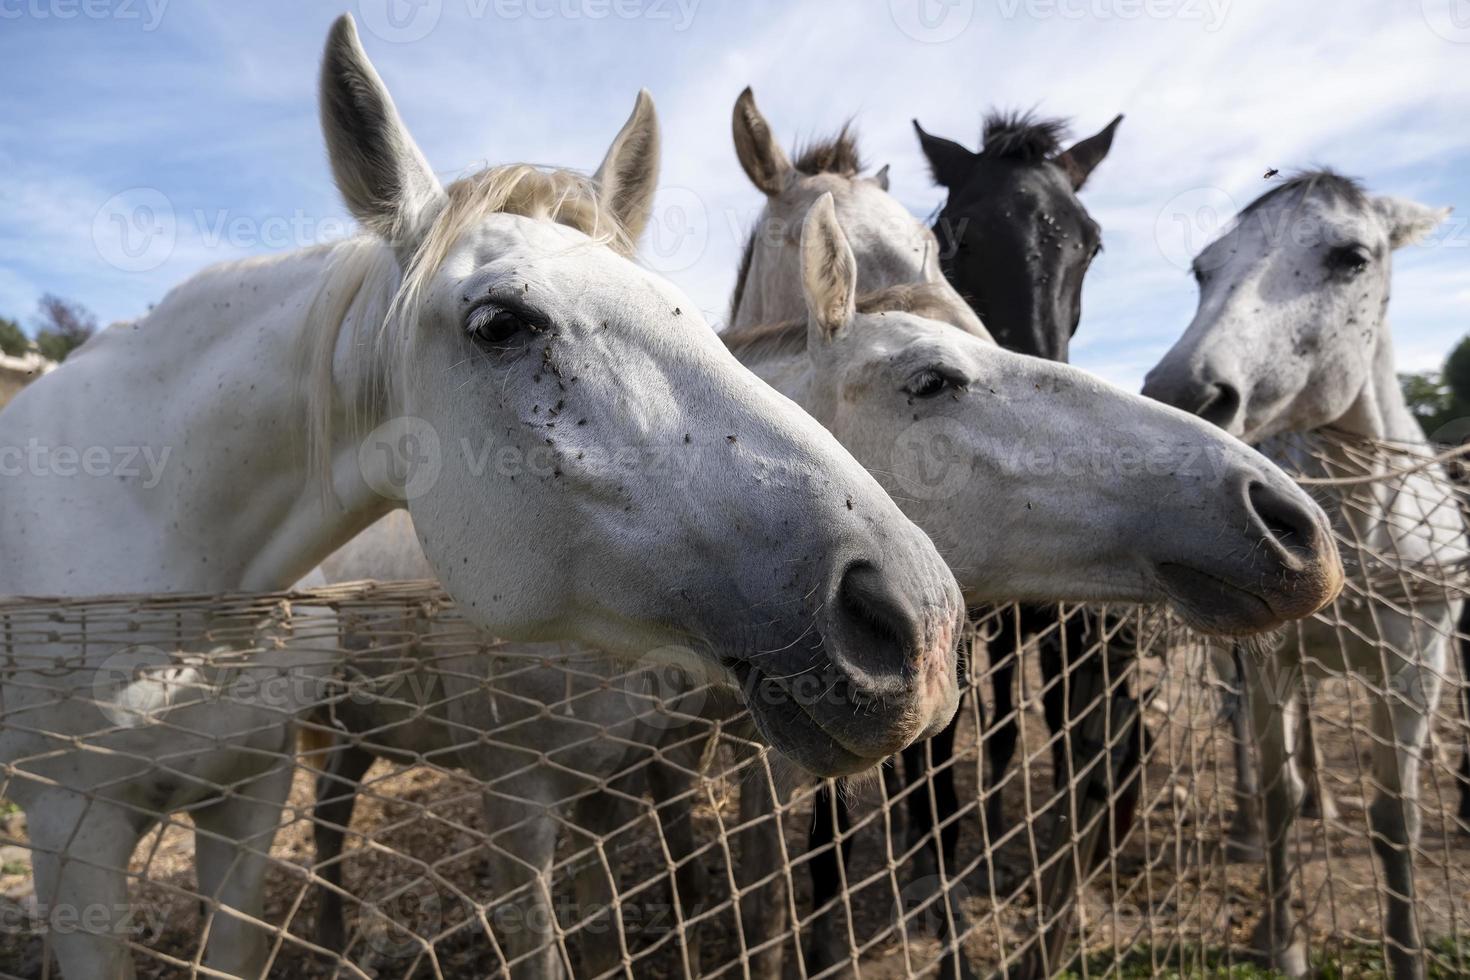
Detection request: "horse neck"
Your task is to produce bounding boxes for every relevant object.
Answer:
[731,220,800,331]
[0,242,398,595]
[731,340,819,418]
[1295,321,1444,549]
[1329,322,1423,446]
[243,242,405,589]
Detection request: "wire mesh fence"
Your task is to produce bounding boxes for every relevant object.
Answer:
[1,432,1469,979]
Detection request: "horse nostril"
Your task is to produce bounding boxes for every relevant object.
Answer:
[1198,381,1241,429]
[1247,480,1320,560]
[836,561,920,688]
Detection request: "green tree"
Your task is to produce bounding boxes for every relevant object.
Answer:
[0,317,29,358]
[31,294,96,364]
[1403,334,1470,442]
[1444,335,1470,405]
[1400,370,1451,428]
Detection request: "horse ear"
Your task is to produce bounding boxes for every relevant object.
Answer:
[733,87,793,196]
[873,164,891,191]
[1055,114,1122,191]
[1373,196,1451,249]
[912,120,976,189]
[318,14,445,253]
[594,90,661,248]
[801,193,857,342]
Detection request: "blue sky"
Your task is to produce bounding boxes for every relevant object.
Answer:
[2,0,1468,390]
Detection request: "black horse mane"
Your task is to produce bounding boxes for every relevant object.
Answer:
[980,110,1069,162]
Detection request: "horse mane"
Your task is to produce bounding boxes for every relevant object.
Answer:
[792,123,865,177]
[728,233,758,332]
[980,110,1069,162]
[723,281,984,360]
[303,165,627,498]
[1240,168,1367,217]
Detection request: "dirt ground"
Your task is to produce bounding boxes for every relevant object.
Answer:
[3,621,1470,979]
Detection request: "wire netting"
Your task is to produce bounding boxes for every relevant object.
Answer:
[1,431,1468,979]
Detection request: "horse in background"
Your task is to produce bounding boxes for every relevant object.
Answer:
[805,108,1130,977]
[722,91,1337,977]
[1144,171,1463,980]
[904,109,1140,929]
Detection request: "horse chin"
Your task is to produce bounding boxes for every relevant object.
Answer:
[724,661,887,778]
[1155,562,1287,636]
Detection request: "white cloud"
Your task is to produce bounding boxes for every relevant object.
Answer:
[1,0,1467,387]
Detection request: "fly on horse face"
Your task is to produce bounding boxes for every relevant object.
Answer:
[0,18,972,978]
[1144,171,1464,980]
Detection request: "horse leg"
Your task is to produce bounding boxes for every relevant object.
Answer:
[310,740,377,951]
[983,613,1023,843]
[1039,615,1071,783]
[193,754,296,979]
[568,787,641,980]
[1295,689,1338,822]
[1090,611,1146,852]
[1222,645,1265,862]
[482,791,569,980]
[1039,610,1094,846]
[736,759,790,978]
[1457,603,1470,829]
[913,718,975,980]
[1369,663,1439,980]
[1240,657,1306,978]
[27,790,146,980]
[804,779,854,976]
[646,750,710,974]
[893,744,920,858]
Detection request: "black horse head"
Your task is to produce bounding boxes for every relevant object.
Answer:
[914,111,1121,362]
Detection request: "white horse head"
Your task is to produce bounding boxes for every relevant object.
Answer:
[310,18,967,774]
[727,87,961,332]
[1142,171,1450,443]
[0,17,968,779]
[734,193,1343,633]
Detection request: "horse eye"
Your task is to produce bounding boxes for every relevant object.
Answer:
[1326,244,1370,277]
[468,308,530,347]
[907,368,960,399]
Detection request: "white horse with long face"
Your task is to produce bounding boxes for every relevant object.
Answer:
[1144,171,1465,980]
[743,195,1342,623]
[0,18,973,979]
